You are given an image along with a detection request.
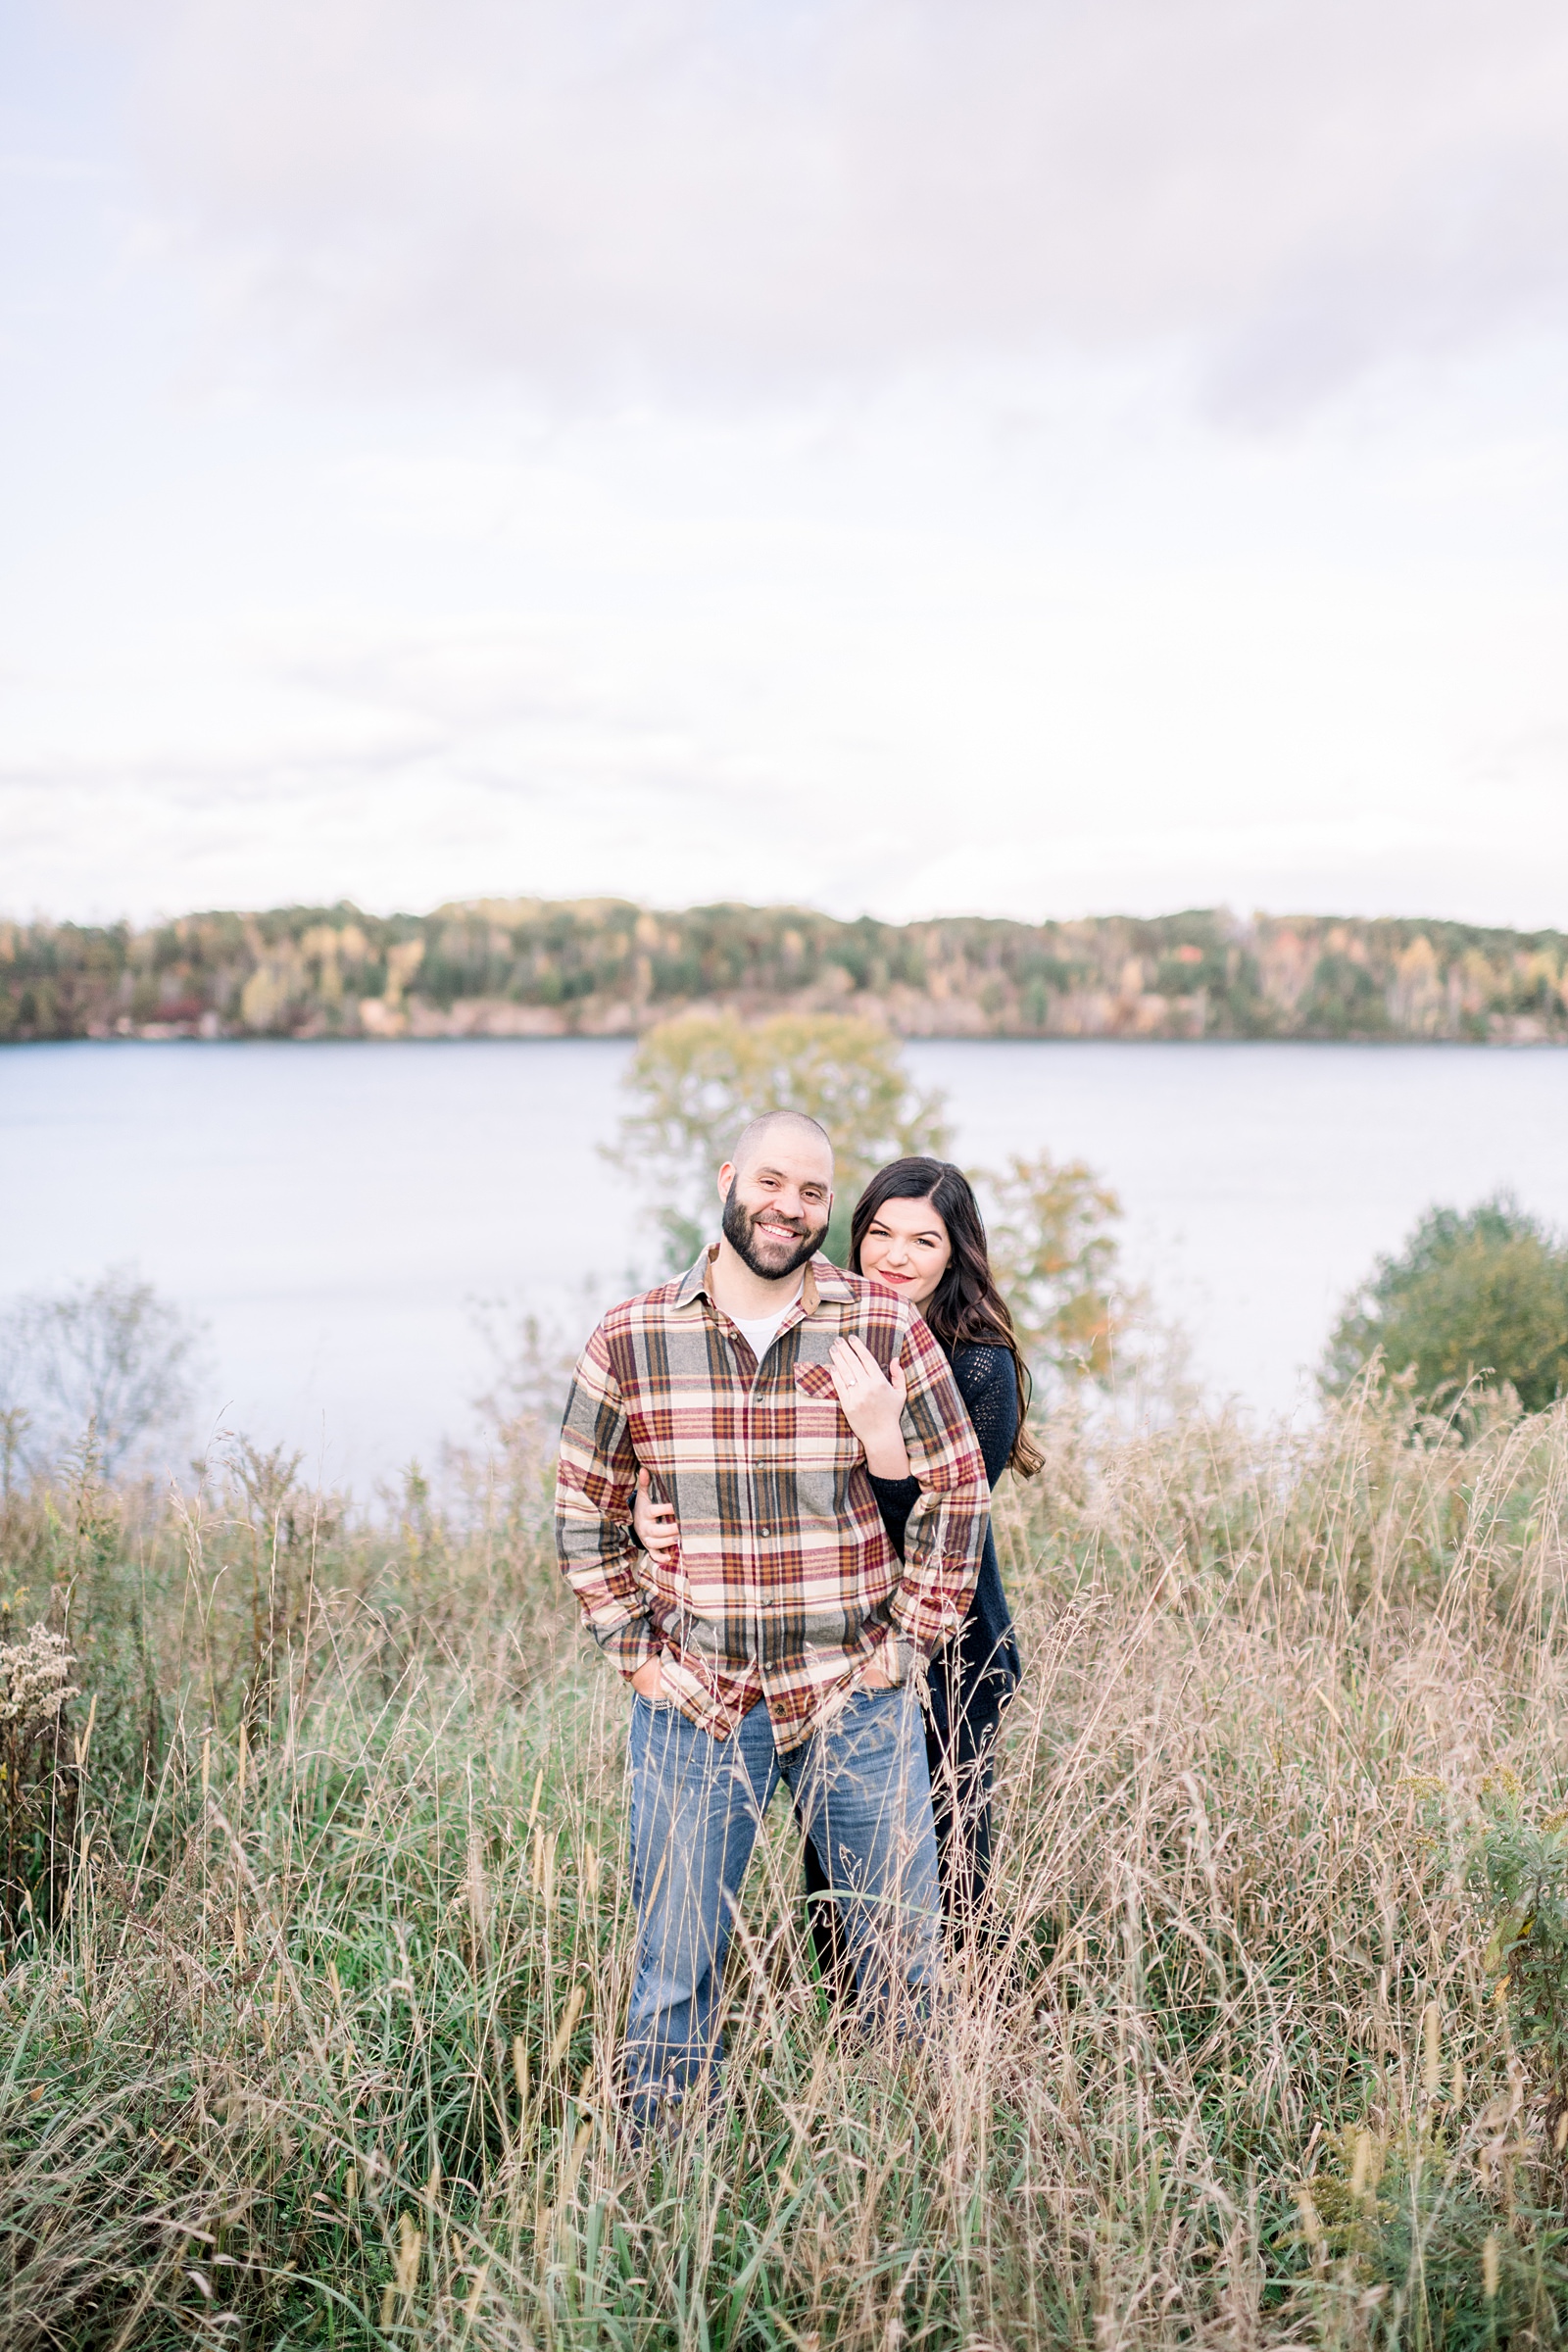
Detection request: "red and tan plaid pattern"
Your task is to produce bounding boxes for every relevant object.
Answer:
[555,1248,990,1750]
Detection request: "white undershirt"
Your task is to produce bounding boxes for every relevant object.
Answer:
[729,1283,803,1362]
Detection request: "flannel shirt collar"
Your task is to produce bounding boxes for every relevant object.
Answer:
[673,1244,855,1315]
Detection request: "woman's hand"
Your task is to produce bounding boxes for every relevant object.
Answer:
[827,1336,910,1478]
[633,1466,680,1563]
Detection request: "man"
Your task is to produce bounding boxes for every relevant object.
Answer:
[556,1109,990,2125]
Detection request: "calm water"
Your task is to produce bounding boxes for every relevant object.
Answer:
[3,1039,1566,1484]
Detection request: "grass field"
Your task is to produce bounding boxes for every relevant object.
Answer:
[3,1384,1568,2349]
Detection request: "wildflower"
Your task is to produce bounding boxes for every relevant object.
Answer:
[0,1627,79,1730]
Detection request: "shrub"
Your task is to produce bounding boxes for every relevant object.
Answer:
[1468,1780,1568,2116]
[0,1623,79,1936]
[1324,1195,1568,1411]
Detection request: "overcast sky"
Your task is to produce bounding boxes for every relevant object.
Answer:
[3,0,1567,929]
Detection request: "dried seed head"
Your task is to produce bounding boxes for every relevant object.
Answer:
[466,1830,488,1939]
[549,1984,586,2071]
[395,2211,421,2295]
[1483,2233,1500,2301]
[1423,1999,1442,2095]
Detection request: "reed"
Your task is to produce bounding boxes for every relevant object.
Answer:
[3,1383,1567,2348]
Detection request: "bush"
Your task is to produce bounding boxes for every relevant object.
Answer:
[1324,1195,1568,1411]
[0,1622,79,1937]
[1468,1779,1568,2114]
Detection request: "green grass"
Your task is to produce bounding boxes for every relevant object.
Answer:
[4,1384,1568,2347]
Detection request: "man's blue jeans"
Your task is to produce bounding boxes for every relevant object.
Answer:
[624,1682,941,2119]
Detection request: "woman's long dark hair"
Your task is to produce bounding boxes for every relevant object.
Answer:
[849,1157,1043,1478]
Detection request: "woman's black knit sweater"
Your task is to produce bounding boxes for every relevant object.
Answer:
[867,1341,1022,1718]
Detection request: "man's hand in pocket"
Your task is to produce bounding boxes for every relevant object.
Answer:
[630,1656,665,1700]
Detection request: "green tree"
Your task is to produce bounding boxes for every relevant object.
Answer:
[610,1012,951,1267]
[1324,1194,1568,1411]
[981,1152,1136,1384]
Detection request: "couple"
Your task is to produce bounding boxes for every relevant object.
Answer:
[555,1110,1038,2126]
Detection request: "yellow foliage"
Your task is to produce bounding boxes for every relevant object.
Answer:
[611,1011,950,1265]
[982,1151,1133,1383]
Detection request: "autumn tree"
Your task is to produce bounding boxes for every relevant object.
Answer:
[980,1152,1137,1385]
[610,1011,951,1267]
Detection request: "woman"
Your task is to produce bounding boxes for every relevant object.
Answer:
[634,1154,1040,1978]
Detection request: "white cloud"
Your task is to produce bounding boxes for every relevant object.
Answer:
[4,5,1566,930]
[99,0,1568,411]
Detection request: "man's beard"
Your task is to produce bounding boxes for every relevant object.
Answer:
[721,1185,828,1281]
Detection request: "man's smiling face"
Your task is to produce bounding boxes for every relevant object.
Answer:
[716,1126,834,1282]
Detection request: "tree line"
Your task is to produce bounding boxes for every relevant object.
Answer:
[5,896,1568,1044]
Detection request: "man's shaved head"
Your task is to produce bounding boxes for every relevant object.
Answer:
[730,1108,834,1176]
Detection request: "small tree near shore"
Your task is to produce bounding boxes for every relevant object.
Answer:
[981,1152,1137,1386]
[610,1011,951,1267]
[0,1269,203,1476]
[1324,1194,1568,1412]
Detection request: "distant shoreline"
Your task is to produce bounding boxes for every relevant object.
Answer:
[7,1032,1568,1052]
[4,895,1566,1047]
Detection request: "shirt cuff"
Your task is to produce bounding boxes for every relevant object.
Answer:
[591,1613,661,1680]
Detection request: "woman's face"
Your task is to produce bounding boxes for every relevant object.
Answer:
[858,1194,953,1311]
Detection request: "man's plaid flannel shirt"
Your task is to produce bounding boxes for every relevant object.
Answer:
[555,1247,991,1751]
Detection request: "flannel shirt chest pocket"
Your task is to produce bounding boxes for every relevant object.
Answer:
[790,1354,859,1472]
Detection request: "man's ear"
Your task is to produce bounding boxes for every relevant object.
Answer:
[716,1160,737,1204]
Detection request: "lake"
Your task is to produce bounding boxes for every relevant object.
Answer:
[3,1039,1566,1485]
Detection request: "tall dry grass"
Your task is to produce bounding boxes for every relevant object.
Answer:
[3,1386,1568,2350]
